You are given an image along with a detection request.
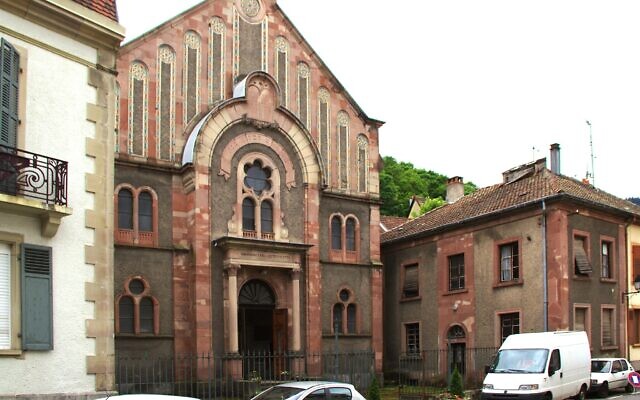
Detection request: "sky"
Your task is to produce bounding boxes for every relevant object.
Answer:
[117,0,640,199]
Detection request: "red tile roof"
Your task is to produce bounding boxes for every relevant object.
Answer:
[380,215,408,232]
[71,0,118,21]
[382,168,640,244]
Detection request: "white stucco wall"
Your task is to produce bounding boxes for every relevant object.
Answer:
[0,8,99,396]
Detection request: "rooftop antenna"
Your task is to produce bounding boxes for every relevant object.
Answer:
[586,120,595,186]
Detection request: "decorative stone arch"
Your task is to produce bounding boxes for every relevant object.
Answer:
[187,71,324,187]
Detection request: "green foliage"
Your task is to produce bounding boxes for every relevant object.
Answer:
[368,375,381,400]
[380,156,477,217]
[416,197,446,216]
[449,366,464,397]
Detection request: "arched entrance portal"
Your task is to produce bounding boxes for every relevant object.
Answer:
[447,325,466,376]
[238,279,288,379]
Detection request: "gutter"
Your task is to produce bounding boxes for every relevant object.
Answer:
[542,200,548,331]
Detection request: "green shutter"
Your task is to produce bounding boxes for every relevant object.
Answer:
[1,38,19,148]
[21,244,53,350]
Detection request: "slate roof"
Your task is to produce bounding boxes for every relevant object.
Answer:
[380,215,408,232]
[71,0,118,21]
[382,168,640,244]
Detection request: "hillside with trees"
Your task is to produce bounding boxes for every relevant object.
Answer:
[380,156,477,217]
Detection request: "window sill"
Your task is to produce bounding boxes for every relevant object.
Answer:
[601,345,618,351]
[631,343,640,348]
[600,278,616,284]
[116,333,170,339]
[444,289,468,296]
[400,296,421,303]
[494,280,523,289]
[0,194,72,238]
[573,275,591,281]
[321,333,371,339]
[0,349,23,357]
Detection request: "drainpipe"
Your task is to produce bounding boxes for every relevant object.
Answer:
[542,200,548,332]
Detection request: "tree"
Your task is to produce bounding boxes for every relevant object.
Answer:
[449,366,464,397]
[380,156,477,217]
[367,375,381,400]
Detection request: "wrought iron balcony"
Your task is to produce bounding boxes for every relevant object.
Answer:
[0,144,68,206]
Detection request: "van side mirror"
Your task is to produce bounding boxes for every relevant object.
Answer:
[485,365,490,374]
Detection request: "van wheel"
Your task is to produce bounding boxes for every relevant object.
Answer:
[545,392,553,400]
[576,385,586,400]
[625,383,634,393]
[598,382,609,398]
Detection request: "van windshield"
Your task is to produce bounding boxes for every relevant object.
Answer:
[490,349,549,373]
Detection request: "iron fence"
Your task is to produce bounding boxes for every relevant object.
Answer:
[0,144,68,205]
[397,347,497,399]
[116,350,375,399]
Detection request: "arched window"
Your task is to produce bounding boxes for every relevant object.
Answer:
[261,201,273,234]
[138,191,153,232]
[117,189,133,230]
[140,297,154,333]
[118,296,134,333]
[333,303,343,334]
[116,277,159,335]
[115,185,158,247]
[334,288,358,335]
[346,218,356,251]
[242,198,256,232]
[347,304,357,334]
[331,216,342,250]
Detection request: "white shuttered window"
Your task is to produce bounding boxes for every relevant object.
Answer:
[0,243,10,349]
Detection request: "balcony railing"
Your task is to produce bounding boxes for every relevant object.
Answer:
[0,145,68,206]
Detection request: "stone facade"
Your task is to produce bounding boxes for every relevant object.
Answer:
[114,0,383,377]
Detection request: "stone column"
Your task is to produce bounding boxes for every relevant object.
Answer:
[227,264,240,353]
[291,268,301,351]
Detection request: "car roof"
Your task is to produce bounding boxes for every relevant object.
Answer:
[94,395,199,400]
[274,381,354,390]
[592,358,627,361]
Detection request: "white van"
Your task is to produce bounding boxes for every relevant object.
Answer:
[481,331,591,400]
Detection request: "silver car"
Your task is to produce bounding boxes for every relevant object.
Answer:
[251,381,367,400]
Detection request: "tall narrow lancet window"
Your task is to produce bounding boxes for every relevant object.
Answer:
[138,191,153,232]
[317,88,330,185]
[139,297,154,333]
[357,134,369,193]
[157,45,175,161]
[114,82,120,153]
[297,63,310,128]
[331,216,342,250]
[183,31,201,125]
[275,37,289,107]
[128,62,148,156]
[261,201,273,234]
[117,189,134,230]
[118,296,134,333]
[345,218,356,251]
[337,111,350,190]
[333,304,343,334]
[233,1,268,80]
[242,198,256,232]
[209,17,225,104]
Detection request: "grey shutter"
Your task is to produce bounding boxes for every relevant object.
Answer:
[403,264,419,297]
[574,239,592,274]
[1,38,19,148]
[21,244,53,350]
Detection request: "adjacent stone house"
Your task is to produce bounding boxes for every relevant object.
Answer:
[382,145,640,378]
[0,0,123,397]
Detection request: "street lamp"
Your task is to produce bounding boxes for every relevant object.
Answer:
[622,275,640,302]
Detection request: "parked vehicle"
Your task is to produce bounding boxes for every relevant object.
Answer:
[589,357,634,397]
[481,331,591,400]
[250,381,367,400]
[95,395,199,400]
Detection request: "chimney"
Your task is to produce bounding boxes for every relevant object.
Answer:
[446,176,464,204]
[550,143,561,174]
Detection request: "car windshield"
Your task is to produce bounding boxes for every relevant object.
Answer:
[490,349,549,373]
[253,386,305,400]
[591,360,612,373]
